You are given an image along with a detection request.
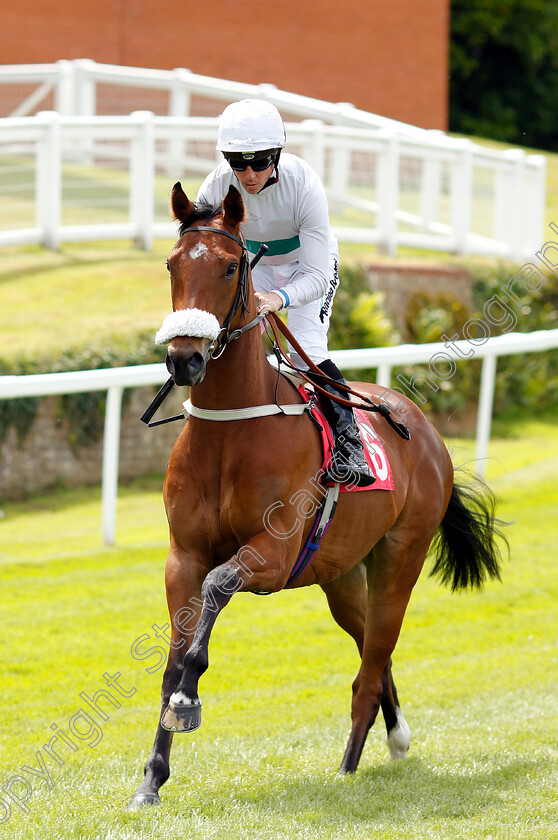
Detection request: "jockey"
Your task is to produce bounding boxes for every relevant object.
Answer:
[197,99,375,488]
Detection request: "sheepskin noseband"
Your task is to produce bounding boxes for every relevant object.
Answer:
[155,308,221,345]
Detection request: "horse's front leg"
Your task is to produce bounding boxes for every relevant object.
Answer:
[128,548,205,809]
[129,651,191,809]
[161,528,290,732]
[161,562,241,732]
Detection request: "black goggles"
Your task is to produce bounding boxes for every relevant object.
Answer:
[225,152,276,172]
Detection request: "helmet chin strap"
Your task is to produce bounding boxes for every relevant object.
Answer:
[258,149,281,193]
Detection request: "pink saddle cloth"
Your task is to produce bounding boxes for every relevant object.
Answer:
[298,386,394,492]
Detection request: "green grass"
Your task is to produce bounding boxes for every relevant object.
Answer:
[1,137,557,836]
[0,239,174,363]
[0,421,557,839]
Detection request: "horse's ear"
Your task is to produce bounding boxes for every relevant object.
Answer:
[171,182,195,223]
[222,185,246,228]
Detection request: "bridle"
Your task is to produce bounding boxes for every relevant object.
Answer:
[177,225,265,359]
[141,225,267,426]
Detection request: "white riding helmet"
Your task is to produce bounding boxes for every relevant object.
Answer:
[216,99,286,153]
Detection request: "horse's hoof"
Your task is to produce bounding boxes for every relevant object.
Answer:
[127,792,161,811]
[161,699,202,733]
[387,710,411,760]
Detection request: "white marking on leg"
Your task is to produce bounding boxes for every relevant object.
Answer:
[387,708,411,760]
[169,691,200,706]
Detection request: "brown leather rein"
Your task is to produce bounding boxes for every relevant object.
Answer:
[265,312,410,440]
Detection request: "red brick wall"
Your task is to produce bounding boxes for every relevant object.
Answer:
[2,0,448,129]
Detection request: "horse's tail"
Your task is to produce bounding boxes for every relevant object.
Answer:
[430,477,507,591]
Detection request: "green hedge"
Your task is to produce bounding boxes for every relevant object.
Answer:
[328,260,558,418]
[0,334,164,449]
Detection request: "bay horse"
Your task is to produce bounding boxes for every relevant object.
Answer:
[129,183,502,808]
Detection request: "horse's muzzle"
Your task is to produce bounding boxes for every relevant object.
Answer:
[166,338,209,386]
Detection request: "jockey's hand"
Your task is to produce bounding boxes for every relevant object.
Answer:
[255,291,284,315]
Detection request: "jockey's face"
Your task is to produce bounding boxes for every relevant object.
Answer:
[233,163,274,195]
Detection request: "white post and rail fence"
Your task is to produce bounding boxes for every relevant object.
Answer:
[1,328,557,545]
[0,60,547,260]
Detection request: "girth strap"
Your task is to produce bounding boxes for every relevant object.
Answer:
[287,482,340,583]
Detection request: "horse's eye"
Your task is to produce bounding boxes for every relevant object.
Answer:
[166,260,170,272]
[225,262,238,278]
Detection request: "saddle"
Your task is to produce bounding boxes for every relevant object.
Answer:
[298,384,394,494]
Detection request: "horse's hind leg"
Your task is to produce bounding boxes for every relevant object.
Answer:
[321,564,410,761]
[381,660,411,759]
[338,534,430,775]
[321,563,367,655]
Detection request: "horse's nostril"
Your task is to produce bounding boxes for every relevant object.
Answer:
[165,351,176,378]
[187,352,204,377]
[166,348,206,386]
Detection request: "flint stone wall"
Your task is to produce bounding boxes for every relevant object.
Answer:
[0,386,184,500]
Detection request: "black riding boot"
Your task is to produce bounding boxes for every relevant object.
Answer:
[308,359,376,488]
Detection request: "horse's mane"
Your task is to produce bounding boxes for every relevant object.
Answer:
[178,202,223,236]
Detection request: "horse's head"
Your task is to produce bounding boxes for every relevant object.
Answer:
[156,182,249,386]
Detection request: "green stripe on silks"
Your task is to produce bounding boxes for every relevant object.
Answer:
[246,235,301,257]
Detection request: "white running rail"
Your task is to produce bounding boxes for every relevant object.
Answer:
[1,329,558,544]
